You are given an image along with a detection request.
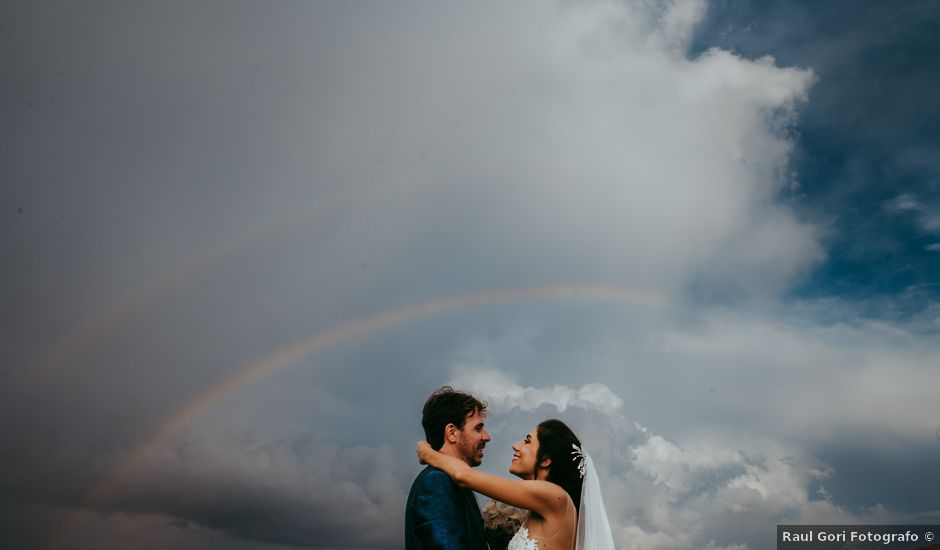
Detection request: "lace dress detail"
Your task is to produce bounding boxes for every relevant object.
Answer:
[507,525,539,550]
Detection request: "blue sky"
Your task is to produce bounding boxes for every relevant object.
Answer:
[2,1,939,550]
[693,0,940,310]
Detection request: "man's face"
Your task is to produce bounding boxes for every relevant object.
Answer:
[455,409,490,467]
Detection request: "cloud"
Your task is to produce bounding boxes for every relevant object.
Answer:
[885,193,922,212]
[3,0,824,381]
[631,434,746,494]
[444,363,932,550]
[448,367,623,416]
[7,1,938,549]
[921,212,940,233]
[96,432,411,548]
[600,420,916,550]
[616,525,697,550]
[704,542,749,550]
[884,193,940,234]
[3,505,303,550]
[650,0,710,53]
[34,301,940,550]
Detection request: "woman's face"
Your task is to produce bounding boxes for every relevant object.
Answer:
[509,427,540,480]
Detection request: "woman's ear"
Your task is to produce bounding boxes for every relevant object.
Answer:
[540,456,552,469]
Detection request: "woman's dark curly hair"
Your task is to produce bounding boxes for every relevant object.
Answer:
[534,418,583,512]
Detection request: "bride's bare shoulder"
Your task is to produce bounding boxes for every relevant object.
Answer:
[528,480,573,509]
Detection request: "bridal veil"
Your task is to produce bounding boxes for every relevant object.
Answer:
[575,453,615,550]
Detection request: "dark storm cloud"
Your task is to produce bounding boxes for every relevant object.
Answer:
[97,434,409,548]
[814,439,940,515]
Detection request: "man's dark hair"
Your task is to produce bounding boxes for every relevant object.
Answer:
[421,386,487,450]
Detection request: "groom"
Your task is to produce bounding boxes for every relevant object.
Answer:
[405,386,490,550]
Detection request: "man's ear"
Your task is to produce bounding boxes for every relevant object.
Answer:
[445,423,459,444]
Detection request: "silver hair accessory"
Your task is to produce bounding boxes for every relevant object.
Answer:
[571,444,586,478]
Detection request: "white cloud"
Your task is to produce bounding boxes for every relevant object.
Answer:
[654,0,709,53]
[271,0,823,303]
[632,434,744,493]
[921,212,940,233]
[703,541,749,550]
[617,525,696,550]
[450,354,936,550]
[602,421,915,550]
[884,193,940,234]
[649,308,940,441]
[885,193,922,212]
[448,367,623,416]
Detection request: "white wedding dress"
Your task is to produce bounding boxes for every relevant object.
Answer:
[506,453,615,550]
[507,525,540,550]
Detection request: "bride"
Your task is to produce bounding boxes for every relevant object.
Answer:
[417,418,615,550]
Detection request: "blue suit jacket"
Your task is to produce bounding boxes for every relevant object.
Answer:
[405,466,487,550]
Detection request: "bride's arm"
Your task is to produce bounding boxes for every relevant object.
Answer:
[417,441,567,519]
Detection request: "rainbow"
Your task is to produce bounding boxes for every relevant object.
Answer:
[47,283,668,548]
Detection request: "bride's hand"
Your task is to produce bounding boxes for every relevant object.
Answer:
[416,441,433,465]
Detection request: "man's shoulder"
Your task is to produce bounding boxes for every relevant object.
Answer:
[412,466,458,492]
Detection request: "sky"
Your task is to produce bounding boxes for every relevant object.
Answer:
[2,1,939,549]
